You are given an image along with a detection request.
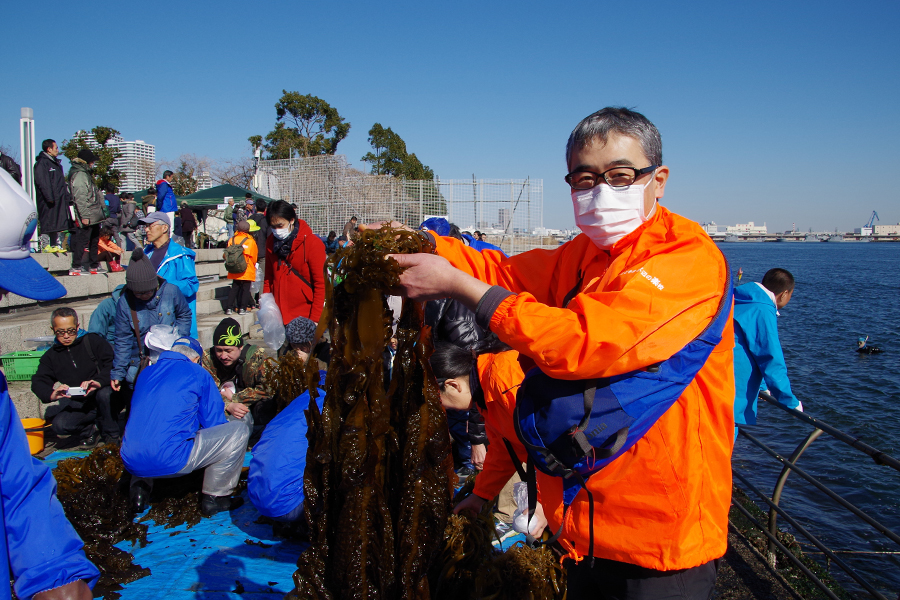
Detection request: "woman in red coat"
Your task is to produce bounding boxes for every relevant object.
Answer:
[263,200,326,324]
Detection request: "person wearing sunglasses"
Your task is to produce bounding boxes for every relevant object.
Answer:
[0,168,99,599]
[31,307,118,447]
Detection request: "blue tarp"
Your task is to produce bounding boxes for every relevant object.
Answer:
[45,450,307,599]
[43,450,525,599]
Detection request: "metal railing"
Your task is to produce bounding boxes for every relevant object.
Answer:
[734,392,900,600]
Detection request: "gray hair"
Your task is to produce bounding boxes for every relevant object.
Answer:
[168,344,200,361]
[565,107,662,167]
[50,307,78,326]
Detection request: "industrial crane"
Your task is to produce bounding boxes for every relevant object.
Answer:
[865,211,880,228]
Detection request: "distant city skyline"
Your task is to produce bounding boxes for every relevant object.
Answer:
[2,1,898,232]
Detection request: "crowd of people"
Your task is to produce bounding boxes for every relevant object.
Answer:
[0,107,814,600]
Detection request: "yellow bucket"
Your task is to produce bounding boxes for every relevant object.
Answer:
[21,418,45,455]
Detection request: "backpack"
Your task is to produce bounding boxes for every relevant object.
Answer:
[507,262,733,556]
[223,236,248,274]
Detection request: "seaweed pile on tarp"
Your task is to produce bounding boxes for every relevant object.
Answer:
[430,496,567,600]
[288,225,455,599]
[53,445,150,599]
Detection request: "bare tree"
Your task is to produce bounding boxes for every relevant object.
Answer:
[212,156,255,190]
[159,154,213,196]
[128,158,159,192]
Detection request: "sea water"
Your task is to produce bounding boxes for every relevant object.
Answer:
[723,242,900,595]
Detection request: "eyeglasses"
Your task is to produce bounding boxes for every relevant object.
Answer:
[54,328,78,337]
[565,165,658,190]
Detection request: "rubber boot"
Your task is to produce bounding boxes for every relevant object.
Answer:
[200,493,244,517]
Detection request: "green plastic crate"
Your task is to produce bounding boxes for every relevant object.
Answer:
[0,350,47,381]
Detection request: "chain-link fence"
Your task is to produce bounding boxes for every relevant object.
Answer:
[253,155,548,255]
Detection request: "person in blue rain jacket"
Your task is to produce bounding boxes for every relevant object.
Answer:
[87,283,125,345]
[733,268,802,432]
[140,211,200,338]
[248,381,324,522]
[0,167,99,599]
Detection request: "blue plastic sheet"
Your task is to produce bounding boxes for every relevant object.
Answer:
[44,450,307,599]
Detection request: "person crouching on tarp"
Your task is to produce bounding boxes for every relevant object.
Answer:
[121,337,251,517]
[248,380,324,536]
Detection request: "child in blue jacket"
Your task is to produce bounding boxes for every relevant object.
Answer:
[733,268,802,435]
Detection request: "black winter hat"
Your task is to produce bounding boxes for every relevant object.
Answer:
[213,317,244,347]
[125,248,158,294]
[77,148,99,163]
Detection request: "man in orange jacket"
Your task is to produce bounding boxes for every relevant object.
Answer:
[384,107,734,599]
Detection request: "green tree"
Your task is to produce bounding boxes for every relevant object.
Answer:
[361,123,434,180]
[61,126,123,191]
[252,91,351,159]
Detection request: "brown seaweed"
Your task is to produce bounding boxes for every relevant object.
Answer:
[53,445,151,600]
[264,350,310,412]
[287,225,455,599]
[430,490,567,600]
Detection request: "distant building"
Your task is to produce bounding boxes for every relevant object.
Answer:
[108,136,156,193]
[874,223,900,235]
[854,226,874,236]
[196,170,213,192]
[700,221,727,236]
[726,221,767,235]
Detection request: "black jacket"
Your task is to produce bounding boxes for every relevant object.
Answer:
[0,153,22,184]
[424,298,488,445]
[31,333,114,408]
[33,152,72,233]
[249,213,268,259]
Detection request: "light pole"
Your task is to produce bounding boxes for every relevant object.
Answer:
[19,107,37,244]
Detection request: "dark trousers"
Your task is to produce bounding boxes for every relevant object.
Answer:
[183,229,195,248]
[45,386,120,440]
[446,409,472,470]
[71,223,100,269]
[566,557,719,600]
[226,279,252,311]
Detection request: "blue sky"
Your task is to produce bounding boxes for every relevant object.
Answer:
[3,0,898,231]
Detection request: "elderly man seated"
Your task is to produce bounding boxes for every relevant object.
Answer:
[32,307,118,446]
[121,337,251,516]
[201,318,272,439]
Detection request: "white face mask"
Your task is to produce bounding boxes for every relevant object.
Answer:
[571,181,655,249]
[272,224,293,240]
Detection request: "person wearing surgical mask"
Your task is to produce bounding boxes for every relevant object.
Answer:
[366,107,734,600]
[263,200,327,328]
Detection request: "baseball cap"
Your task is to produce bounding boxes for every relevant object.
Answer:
[139,211,171,228]
[245,198,255,205]
[0,170,66,300]
[172,336,203,356]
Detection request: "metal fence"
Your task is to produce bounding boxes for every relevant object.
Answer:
[733,393,900,600]
[252,155,549,255]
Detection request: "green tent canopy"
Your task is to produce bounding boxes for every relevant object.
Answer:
[177,184,280,209]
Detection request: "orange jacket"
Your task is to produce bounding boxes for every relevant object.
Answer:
[432,204,735,571]
[472,351,527,502]
[226,232,258,282]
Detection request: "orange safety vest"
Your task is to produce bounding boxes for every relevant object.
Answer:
[432,204,735,571]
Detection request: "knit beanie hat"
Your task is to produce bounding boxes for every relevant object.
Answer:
[286,316,316,346]
[236,220,250,233]
[213,317,244,347]
[77,148,99,163]
[126,248,158,294]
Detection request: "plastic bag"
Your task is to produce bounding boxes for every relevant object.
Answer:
[144,324,180,363]
[256,293,285,351]
[512,481,533,534]
[250,263,263,295]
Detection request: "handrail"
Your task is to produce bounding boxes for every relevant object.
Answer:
[734,394,900,600]
[758,392,900,472]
